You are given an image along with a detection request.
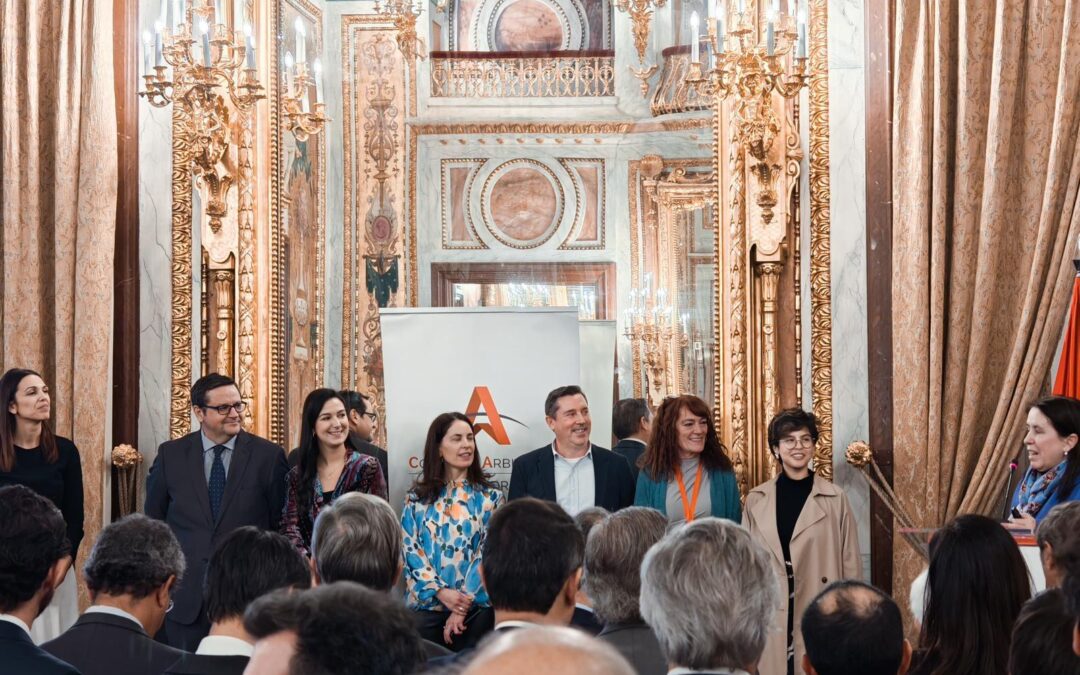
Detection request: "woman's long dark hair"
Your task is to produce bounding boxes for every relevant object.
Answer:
[1,368,58,472]
[410,412,495,504]
[640,395,733,481]
[1029,396,1080,501]
[914,514,1031,675]
[295,388,348,516]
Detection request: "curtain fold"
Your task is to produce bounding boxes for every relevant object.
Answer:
[1,0,117,605]
[892,0,1080,594]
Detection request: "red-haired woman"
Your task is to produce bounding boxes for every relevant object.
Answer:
[632,395,740,523]
[0,368,83,642]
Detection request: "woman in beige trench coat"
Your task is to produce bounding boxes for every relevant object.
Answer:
[743,408,862,675]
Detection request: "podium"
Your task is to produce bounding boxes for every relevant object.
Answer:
[1012,532,1046,592]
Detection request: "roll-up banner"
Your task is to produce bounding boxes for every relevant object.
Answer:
[380,307,583,512]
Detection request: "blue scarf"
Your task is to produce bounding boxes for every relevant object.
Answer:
[1016,459,1068,517]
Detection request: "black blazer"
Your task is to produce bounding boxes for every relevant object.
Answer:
[508,444,635,512]
[570,606,603,636]
[288,431,388,485]
[146,430,289,625]
[0,621,81,675]
[612,439,647,481]
[43,612,184,675]
[164,653,249,675]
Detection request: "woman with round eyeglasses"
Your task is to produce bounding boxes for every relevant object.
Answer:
[281,388,387,556]
[743,407,862,675]
[0,368,84,642]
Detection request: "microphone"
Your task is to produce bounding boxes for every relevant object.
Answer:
[1001,453,1020,521]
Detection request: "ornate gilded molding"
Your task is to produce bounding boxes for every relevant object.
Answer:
[170,105,195,439]
[723,120,750,496]
[430,53,616,98]
[756,261,782,427]
[808,0,833,480]
[237,106,257,428]
[212,266,236,376]
[408,118,710,137]
[787,100,804,408]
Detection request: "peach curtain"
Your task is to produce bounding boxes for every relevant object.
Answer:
[0,0,117,588]
[892,0,1080,587]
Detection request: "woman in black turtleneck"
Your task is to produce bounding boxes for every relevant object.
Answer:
[743,408,862,675]
[0,368,84,643]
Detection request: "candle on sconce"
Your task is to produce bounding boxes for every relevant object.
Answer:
[215,0,225,27]
[717,0,726,54]
[797,12,807,57]
[295,18,306,66]
[244,23,256,69]
[690,11,700,63]
[159,0,167,27]
[313,58,323,102]
[153,22,164,67]
[200,19,212,67]
[172,0,182,31]
[766,10,776,55]
[737,0,745,15]
[284,51,294,93]
[142,30,153,74]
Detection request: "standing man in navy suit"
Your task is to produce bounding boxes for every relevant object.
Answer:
[146,373,289,650]
[508,386,634,515]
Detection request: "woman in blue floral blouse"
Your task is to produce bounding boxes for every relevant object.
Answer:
[401,412,503,651]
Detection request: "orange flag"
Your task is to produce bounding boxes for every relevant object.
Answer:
[1053,275,1080,397]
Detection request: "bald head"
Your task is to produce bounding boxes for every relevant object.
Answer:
[801,581,910,675]
[462,626,635,675]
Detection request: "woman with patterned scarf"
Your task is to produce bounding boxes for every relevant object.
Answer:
[281,388,388,556]
[1006,396,1080,531]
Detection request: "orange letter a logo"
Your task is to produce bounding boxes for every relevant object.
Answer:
[465,386,512,445]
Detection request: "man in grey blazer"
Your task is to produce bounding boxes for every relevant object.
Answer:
[146,373,289,650]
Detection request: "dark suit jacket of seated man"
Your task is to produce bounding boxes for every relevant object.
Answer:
[508,386,634,514]
[145,374,289,651]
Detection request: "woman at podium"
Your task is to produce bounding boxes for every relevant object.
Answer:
[1007,396,1080,531]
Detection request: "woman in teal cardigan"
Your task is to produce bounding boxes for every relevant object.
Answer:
[633,394,741,523]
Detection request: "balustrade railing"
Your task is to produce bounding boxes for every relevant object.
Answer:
[651,45,712,116]
[429,50,616,98]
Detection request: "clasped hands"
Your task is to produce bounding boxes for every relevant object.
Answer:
[436,587,473,645]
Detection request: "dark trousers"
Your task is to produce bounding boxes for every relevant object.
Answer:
[412,606,494,652]
[159,608,212,651]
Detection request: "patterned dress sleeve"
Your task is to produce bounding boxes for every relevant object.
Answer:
[463,488,503,603]
[363,456,388,499]
[280,468,309,556]
[401,494,443,607]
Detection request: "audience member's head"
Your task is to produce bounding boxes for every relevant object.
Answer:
[1008,589,1080,675]
[243,581,424,675]
[462,625,636,675]
[1036,501,1080,589]
[83,514,185,636]
[338,389,377,442]
[918,514,1031,675]
[640,517,776,672]
[585,506,667,625]
[310,492,401,589]
[1060,532,1080,656]
[205,526,309,630]
[0,484,71,623]
[574,507,609,544]
[801,580,911,675]
[481,497,584,625]
[612,398,651,442]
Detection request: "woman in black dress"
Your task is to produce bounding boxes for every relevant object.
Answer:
[0,368,83,641]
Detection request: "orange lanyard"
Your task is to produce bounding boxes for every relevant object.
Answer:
[674,462,704,522]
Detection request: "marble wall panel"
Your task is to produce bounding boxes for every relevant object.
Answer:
[826,0,870,577]
[138,0,175,478]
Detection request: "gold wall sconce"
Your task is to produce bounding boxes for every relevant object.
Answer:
[140,0,264,232]
[282,23,330,143]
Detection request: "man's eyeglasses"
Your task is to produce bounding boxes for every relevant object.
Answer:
[364,412,378,423]
[202,402,246,415]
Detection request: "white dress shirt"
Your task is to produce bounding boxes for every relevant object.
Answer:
[552,443,595,516]
[195,635,255,657]
[85,604,144,629]
[0,613,31,637]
